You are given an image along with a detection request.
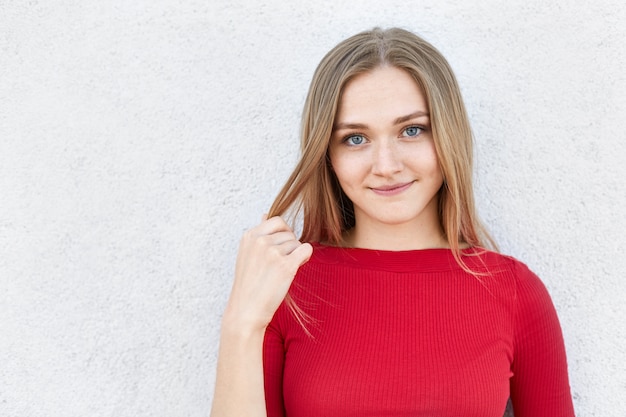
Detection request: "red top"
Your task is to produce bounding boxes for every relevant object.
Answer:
[263,244,575,416]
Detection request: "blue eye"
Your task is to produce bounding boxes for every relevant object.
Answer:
[345,135,366,146]
[403,126,422,137]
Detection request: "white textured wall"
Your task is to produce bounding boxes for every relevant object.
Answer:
[1,1,624,416]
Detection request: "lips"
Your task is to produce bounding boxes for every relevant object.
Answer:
[371,181,414,196]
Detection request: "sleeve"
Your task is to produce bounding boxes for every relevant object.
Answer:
[263,313,286,417]
[510,261,575,417]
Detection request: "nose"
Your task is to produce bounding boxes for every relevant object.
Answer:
[371,139,403,176]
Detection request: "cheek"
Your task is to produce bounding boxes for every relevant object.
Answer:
[329,152,357,185]
[422,142,442,175]
[430,159,444,185]
[429,155,443,178]
[406,144,441,176]
[330,166,352,191]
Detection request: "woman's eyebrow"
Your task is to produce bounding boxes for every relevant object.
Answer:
[333,110,430,131]
[393,110,429,125]
[332,121,368,131]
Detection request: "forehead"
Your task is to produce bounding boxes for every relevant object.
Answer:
[336,66,428,122]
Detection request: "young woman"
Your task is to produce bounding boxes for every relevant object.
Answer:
[210,27,575,417]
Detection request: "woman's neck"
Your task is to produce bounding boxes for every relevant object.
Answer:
[341,221,449,251]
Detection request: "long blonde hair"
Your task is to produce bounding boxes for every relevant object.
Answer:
[269,27,496,268]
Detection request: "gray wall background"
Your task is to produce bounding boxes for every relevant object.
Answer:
[1,1,624,416]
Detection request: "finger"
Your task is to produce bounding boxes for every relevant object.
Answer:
[254,215,293,235]
[262,231,299,247]
[245,232,298,254]
[274,239,303,256]
[288,242,313,266]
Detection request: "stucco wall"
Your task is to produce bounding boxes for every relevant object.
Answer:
[1,1,624,416]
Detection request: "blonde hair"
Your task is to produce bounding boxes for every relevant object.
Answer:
[269,27,496,269]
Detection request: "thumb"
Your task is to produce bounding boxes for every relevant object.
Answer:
[294,242,314,266]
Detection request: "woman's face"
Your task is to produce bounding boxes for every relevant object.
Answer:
[328,66,443,244]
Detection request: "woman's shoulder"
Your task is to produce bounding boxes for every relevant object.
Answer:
[461,248,544,281]
[462,247,525,271]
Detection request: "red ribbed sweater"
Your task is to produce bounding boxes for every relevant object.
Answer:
[263,244,575,416]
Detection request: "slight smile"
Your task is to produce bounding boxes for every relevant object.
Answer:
[370,182,414,196]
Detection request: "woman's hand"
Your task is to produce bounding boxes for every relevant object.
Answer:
[211,216,311,417]
[222,215,313,333]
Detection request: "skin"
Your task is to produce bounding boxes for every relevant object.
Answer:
[329,65,446,250]
[210,216,312,417]
[211,65,446,416]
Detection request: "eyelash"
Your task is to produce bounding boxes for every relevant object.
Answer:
[402,125,424,137]
[342,133,366,146]
[341,125,426,146]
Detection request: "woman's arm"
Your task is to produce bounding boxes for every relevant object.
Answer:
[510,262,575,417]
[210,216,312,417]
